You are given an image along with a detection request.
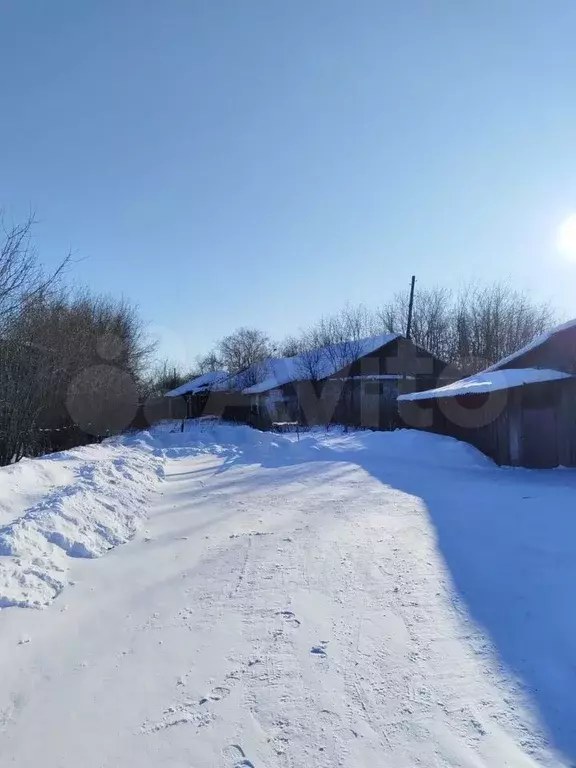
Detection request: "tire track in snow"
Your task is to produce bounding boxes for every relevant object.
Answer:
[136,439,560,767]
[230,523,362,768]
[229,536,252,598]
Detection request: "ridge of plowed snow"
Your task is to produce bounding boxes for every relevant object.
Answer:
[0,457,76,526]
[0,433,164,609]
[167,421,494,472]
[0,425,491,610]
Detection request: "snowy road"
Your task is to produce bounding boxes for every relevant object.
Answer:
[0,426,574,767]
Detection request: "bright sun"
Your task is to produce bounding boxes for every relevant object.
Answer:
[557,214,576,260]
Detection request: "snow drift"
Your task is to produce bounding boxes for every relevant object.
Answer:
[0,432,165,609]
[0,421,511,610]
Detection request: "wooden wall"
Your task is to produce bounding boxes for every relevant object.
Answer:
[399,379,576,468]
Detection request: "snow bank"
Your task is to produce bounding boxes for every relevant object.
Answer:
[0,432,165,609]
[289,426,494,470]
[160,419,494,472]
[0,457,76,526]
[0,422,493,610]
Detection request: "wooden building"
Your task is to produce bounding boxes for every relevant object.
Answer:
[398,320,576,468]
[242,334,456,430]
[165,370,231,418]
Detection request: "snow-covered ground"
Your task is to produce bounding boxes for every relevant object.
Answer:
[0,433,164,609]
[0,423,575,767]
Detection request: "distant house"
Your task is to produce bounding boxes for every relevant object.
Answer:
[398,319,576,468]
[237,334,455,429]
[166,371,229,398]
[165,370,229,418]
[164,335,455,429]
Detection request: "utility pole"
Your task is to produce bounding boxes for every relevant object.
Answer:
[406,275,416,340]
[400,275,417,388]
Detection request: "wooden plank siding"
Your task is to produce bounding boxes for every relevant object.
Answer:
[400,378,576,468]
[241,338,457,431]
[330,337,456,385]
[558,379,576,467]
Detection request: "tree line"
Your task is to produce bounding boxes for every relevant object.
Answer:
[0,214,151,466]
[161,282,556,392]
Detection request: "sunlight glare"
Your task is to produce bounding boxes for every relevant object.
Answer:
[557,214,576,260]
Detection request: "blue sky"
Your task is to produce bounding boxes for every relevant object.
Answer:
[2,1,576,364]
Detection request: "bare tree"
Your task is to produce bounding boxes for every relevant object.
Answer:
[378,280,555,373]
[295,327,325,381]
[275,335,302,358]
[0,213,69,325]
[195,351,223,374]
[0,214,70,465]
[324,305,375,372]
[449,281,555,372]
[0,333,46,464]
[298,305,375,377]
[217,327,271,373]
[1,286,155,464]
[142,358,193,398]
[233,360,271,389]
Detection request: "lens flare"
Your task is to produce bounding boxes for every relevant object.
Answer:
[557,214,576,260]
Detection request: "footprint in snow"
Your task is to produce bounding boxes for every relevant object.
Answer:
[222,744,255,767]
[199,685,232,705]
[276,610,301,629]
[210,686,231,701]
[311,640,329,657]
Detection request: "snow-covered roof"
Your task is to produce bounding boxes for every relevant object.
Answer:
[241,357,302,394]
[242,334,400,395]
[330,374,414,381]
[398,367,573,402]
[165,370,229,398]
[485,318,576,372]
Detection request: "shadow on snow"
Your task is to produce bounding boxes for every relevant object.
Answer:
[204,428,576,760]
